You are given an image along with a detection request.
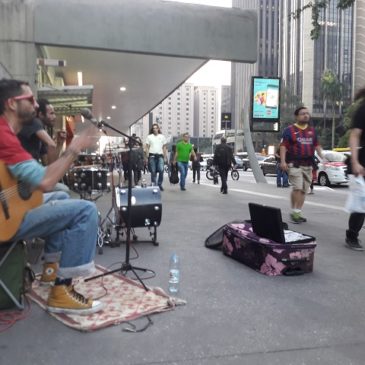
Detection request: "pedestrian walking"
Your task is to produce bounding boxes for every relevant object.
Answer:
[145,123,167,191]
[345,87,365,251]
[280,106,324,223]
[213,137,235,194]
[192,147,202,184]
[275,147,289,187]
[173,132,195,191]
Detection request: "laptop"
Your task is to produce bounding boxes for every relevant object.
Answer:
[248,203,313,244]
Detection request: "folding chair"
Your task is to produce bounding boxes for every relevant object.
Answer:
[0,241,26,310]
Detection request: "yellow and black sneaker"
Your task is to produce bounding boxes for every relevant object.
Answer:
[47,285,104,315]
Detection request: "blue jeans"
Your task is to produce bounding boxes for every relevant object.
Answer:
[12,192,98,278]
[148,155,164,186]
[177,161,189,189]
[276,163,288,186]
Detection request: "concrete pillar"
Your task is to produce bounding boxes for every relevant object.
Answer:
[0,0,37,88]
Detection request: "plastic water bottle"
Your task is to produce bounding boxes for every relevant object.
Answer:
[168,253,180,294]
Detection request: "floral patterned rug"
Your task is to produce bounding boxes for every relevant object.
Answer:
[27,265,185,332]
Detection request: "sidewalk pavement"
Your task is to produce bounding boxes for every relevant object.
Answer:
[1,176,365,365]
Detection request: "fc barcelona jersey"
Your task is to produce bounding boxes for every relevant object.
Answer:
[280,124,318,164]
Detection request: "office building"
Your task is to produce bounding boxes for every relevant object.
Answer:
[231,0,280,130]
[280,0,354,116]
[194,86,218,138]
[353,0,365,95]
[221,85,231,114]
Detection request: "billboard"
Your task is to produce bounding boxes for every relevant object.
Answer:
[251,77,280,122]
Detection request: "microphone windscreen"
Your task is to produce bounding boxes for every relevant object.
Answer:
[80,108,93,120]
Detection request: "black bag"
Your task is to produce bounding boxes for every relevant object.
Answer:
[205,220,245,250]
[169,164,179,184]
[0,241,27,310]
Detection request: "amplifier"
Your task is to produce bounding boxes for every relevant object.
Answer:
[115,186,162,228]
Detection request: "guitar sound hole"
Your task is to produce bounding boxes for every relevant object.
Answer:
[18,182,32,200]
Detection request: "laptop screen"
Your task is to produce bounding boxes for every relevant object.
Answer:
[248,203,285,244]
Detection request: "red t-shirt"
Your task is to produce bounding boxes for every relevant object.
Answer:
[0,116,33,164]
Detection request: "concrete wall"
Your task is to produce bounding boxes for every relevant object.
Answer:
[0,0,37,86]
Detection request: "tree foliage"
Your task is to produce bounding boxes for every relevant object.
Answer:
[280,85,303,130]
[321,70,342,107]
[291,0,355,40]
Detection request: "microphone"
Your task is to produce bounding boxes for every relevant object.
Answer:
[80,108,103,128]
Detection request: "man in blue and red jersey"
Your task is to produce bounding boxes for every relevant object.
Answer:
[0,78,104,315]
[280,106,324,223]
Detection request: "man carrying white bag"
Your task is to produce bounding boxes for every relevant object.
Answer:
[345,87,365,251]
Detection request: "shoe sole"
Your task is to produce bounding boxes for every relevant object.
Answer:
[345,243,364,251]
[39,281,55,287]
[47,302,105,315]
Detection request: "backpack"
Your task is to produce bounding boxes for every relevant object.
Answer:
[169,164,179,184]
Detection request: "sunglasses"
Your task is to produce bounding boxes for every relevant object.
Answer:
[13,94,37,106]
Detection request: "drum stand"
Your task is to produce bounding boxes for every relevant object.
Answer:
[85,121,149,291]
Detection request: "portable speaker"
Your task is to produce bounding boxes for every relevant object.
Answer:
[115,186,162,228]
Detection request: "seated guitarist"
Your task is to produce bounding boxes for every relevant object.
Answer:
[0,79,104,315]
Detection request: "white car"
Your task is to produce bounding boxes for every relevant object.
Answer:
[315,150,349,186]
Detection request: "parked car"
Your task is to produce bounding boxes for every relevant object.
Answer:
[259,155,277,175]
[315,150,349,186]
[235,152,265,170]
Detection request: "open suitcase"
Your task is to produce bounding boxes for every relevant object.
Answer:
[222,222,316,276]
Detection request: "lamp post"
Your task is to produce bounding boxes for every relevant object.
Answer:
[332,100,343,149]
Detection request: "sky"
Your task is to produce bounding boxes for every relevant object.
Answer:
[164,0,232,87]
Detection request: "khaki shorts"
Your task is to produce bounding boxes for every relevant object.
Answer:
[288,166,312,192]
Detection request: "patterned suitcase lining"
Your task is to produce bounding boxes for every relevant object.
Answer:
[223,223,316,276]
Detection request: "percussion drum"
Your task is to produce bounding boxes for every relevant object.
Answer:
[73,168,110,193]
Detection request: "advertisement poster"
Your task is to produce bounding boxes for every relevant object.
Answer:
[251,77,280,121]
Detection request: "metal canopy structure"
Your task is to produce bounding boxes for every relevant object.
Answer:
[37,85,94,115]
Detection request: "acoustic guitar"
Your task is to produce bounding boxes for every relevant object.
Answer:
[0,161,43,242]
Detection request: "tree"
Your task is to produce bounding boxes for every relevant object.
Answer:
[291,0,355,40]
[321,70,343,148]
[280,84,304,129]
[337,99,365,147]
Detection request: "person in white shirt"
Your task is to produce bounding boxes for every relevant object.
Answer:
[145,123,167,190]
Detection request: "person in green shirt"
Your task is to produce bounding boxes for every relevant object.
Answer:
[173,132,196,191]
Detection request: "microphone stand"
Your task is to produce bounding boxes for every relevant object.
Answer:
[85,120,149,291]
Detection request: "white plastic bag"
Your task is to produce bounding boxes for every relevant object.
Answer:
[345,175,365,213]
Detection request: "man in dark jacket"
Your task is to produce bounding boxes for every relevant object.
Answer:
[213,137,235,194]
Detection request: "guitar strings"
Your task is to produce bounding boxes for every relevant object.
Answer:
[0,183,37,201]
